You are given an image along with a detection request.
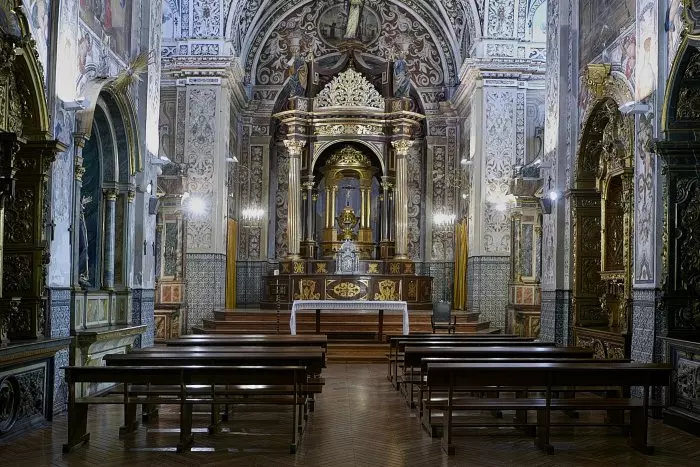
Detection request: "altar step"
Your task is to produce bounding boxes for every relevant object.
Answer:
[193,309,494,337]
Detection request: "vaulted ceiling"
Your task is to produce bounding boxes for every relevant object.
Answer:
[223,0,482,87]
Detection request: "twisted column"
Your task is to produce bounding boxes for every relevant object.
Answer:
[284,139,306,258]
[392,140,413,259]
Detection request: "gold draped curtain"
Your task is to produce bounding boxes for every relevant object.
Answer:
[453,218,468,310]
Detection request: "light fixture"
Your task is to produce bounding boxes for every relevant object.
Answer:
[434,212,456,230]
[146,180,153,195]
[241,206,265,228]
[548,190,559,201]
[495,203,507,212]
[226,157,237,163]
[461,192,467,200]
[532,158,542,165]
[189,196,207,215]
[62,97,89,111]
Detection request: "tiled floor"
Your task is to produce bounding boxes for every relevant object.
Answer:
[1,364,698,466]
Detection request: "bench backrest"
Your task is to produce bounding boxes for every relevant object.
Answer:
[419,357,631,372]
[404,346,594,366]
[397,340,553,353]
[167,336,328,349]
[426,362,671,388]
[63,365,306,386]
[131,345,326,354]
[389,335,529,348]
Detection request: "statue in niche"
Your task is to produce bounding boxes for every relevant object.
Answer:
[393,49,410,98]
[343,0,364,39]
[78,195,92,287]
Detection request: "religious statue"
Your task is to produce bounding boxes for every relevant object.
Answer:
[78,195,91,287]
[287,52,307,97]
[393,50,410,98]
[343,0,364,40]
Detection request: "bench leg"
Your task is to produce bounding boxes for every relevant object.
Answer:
[535,409,554,454]
[629,407,654,454]
[208,403,222,434]
[119,403,139,436]
[222,404,230,422]
[177,405,194,453]
[63,403,90,453]
[441,384,455,455]
[290,391,299,453]
[141,403,159,423]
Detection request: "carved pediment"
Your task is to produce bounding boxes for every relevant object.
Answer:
[316,69,384,109]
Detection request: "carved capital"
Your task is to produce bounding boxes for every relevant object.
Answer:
[104,189,118,201]
[302,181,315,191]
[284,139,307,157]
[127,190,136,202]
[72,132,89,149]
[392,139,413,157]
[74,165,86,181]
[586,64,612,97]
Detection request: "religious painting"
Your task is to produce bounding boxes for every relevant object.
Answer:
[317,4,380,48]
[579,0,635,69]
[666,0,685,66]
[79,0,132,60]
[636,1,657,101]
[22,0,50,71]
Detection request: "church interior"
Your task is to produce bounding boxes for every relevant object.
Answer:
[1,0,700,464]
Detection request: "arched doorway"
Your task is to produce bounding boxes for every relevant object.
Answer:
[571,96,634,359]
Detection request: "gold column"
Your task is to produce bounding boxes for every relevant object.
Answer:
[324,186,332,228]
[392,140,413,259]
[360,188,367,228]
[0,134,24,299]
[284,139,306,259]
[330,185,338,227]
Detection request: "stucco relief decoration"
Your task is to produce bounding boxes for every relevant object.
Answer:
[487,0,515,37]
[185,88,217,250]
[316,69,385,109]
[275,147,290,258]
[253,0,449,88]
[484,89,515,206]
[407,143,424,260]
[193,0,221,37]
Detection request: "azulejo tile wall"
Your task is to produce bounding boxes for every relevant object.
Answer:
[540,289,571,345]
[631,288,663,363]
[467,256,509,329]
[49,288,71,414]
[185,253,226,331]
[132,289,156,348]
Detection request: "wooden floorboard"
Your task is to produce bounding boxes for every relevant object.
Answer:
[1,363,698,466]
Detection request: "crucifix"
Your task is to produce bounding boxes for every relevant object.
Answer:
[342,185,356,206]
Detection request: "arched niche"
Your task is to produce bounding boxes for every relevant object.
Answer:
[571,82,634,359]
[77,90,137,292]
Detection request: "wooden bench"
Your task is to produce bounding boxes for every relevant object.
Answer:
[170,334,328,352]
[401,346,594,407]
[426,362,671,455]
[62,365,307,454]
[418,357,630,432]
[387,335,534,385]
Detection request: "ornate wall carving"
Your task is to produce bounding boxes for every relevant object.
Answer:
[407,142,424,260]
[274,145,290,258]
[185,87,218,250]
[483,88,515,254]
[316,69,384,109]
[487,0,515,38]
[192,0,222,38]
[252,0,453,88]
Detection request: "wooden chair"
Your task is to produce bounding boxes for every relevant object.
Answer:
[431,301,456,334]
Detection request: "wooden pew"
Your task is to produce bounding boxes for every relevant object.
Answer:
[418,357,630,433]
[426,362,671,455]
[392,339,554,391]
[62,365,306,453]
[387,335,534,385]
[401,346,594,407]
[169,334,328,352]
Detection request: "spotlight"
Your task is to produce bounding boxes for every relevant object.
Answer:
[146,180,153,195]
[189,196,206,215]
[548,190,559,201]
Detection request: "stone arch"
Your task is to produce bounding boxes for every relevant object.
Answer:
[76,79,142,176]
[662,37,700,137]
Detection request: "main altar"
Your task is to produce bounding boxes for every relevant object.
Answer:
[260,45,433,311]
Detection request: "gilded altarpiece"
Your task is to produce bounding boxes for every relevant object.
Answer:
[571,76,634,359]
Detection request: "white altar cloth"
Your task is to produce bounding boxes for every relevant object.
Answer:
[289,300,409,336]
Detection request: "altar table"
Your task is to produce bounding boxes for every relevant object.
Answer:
[289,300,410,338]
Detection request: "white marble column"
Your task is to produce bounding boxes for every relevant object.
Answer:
[392,140,413,259]
[103,190,117,289]
[284,139,306,258]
